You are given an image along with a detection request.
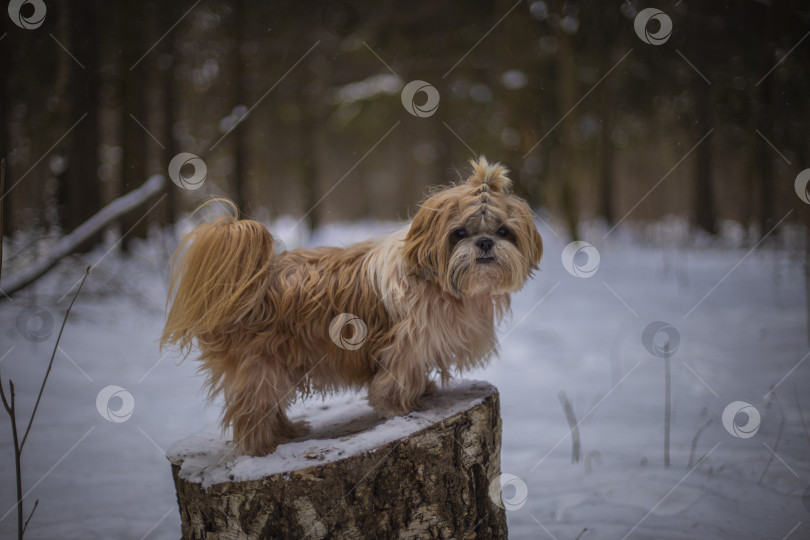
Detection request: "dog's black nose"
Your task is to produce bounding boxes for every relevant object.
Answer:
[476,237,494,252]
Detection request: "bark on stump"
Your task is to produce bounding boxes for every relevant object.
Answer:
[167,380,508,539]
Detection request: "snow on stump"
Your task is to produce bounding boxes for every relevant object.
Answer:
[167,380,508,539]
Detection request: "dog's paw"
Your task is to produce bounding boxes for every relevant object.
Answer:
[290,419,311,438]
[372,403,412,419]
[376,407,403,419]
[422,380,438,395]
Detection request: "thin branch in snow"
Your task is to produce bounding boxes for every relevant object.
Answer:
[688,418,713,469]
[0,265,89,539]
[574,528,589,540]
[584,450,601,473]
[558,391,581,463]
[758,391,785,484]
[21,266,90,449]
[22,500,37,534]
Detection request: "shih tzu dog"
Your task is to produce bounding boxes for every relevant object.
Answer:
[161,157,542,455]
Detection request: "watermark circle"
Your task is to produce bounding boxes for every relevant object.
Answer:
[633,8,672,45]
[168,152,207,190]
[96,385,135,423]
[329,313,368,351]
[401,80,440,118]
[488,473,528,511]
[561,241,600,278]
[15,305,54,342]
[721,401,760,439]
[8,0,46,30]
[795,169,810,205]
[642,321,680,358]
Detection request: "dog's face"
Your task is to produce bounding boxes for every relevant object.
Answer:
[404,158,542,297]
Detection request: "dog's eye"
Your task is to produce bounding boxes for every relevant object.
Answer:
[452,228,468,239]
[496,226,516,243]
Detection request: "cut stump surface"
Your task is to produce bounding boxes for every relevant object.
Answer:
[167,380,508,539]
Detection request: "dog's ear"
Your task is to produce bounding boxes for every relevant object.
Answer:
[508,198,543,269]
[403,202,440,275]
[403,192,453,276]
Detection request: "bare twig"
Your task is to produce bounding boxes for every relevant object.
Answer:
[688,418,713,468]
[9,380,22,540]
[558,391,581,463]
[20,266,90,450]
[0,376,10,414]
[574,527,589,540]
[0,265,90,539]
[758,391,785,484]
[22,500,37,534]
[584,450,601,473]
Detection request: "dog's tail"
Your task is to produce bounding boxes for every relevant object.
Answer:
[160,202,275,356]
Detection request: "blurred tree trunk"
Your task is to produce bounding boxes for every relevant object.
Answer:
[120,1,149,252]
[757,3,776,239]
[231,0,247,209]
[693,78,716,235]
[64,0,102,248]
[803,90,810,344]
[806,211,810,345]
[595,2,620,227]
[799,53,810,344]
[297,63,321,232]
[741,132,755,244]
[756,84,775,238]
[436,115,456,185]
[597,55,616,226]
[50,6,71,233]
[0,30,11,238]
[555,30,579,240]
[298,97,320,232]
[161,3,178,225]
[0,160,4,278]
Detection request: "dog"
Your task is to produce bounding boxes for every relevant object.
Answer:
[161,157,543,455]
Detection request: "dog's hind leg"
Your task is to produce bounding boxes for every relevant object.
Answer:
[223,356,307,455]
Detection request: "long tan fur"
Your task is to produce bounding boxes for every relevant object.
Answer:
[161,157,543,455]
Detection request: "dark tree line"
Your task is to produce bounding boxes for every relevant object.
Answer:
[1,0,808,252]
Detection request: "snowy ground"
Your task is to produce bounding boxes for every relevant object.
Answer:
[0,216,808,539]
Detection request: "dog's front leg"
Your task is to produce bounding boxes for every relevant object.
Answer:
[367,351,431,418]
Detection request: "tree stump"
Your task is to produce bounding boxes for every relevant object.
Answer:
[167,380,508,539]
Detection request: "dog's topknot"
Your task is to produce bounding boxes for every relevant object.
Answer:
[467,156,512,193]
